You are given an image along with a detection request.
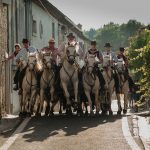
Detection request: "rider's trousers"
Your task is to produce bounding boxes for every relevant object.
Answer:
[14,68,20,85]
[18,67,27,89]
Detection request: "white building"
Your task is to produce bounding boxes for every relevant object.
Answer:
[0,0,90,115]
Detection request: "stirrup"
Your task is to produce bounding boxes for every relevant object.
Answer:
[18,89,23,95]
[13,86,18,91]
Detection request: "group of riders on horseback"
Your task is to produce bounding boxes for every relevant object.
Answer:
[7,32,132,116]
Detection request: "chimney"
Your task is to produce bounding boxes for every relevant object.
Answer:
[77,23,82,30]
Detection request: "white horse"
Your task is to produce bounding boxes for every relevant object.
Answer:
[115,58,129,114]
[83,55,100,115]
[19,54,41,116]
[60,45,79,115]
[102,54,115,115]
[38,52,55,116]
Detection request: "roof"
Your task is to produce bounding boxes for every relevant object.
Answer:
[32,0,90,42]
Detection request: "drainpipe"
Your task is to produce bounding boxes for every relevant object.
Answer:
[24,0,32,40]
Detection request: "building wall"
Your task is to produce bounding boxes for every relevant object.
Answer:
[0,2,9,116]
[31,2,59,50]
[1,0,90,115]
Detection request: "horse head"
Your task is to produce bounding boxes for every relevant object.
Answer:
[42,52,53,69]
[66,45,76,65]
[16,57,27,69]
[116,58,125,74]
[28,53,37,71]
[86,55,96,75]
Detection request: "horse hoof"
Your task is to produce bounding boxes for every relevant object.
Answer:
[109,111,113,116]
[84,111,88,116]
[101,111,107,116]
[59,111,62,115]
[19,112,23,118]
[96,112,100,116]
[120,107,122,112]
[90,111,94,116]
[123,109,127,114]
[117,111,122,115]
[49,111,54,116]
[77,110,83,117]
[27,112,31,117]
[36,113,41,117]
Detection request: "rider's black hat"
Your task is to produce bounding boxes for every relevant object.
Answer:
[91,41,96,45]
[22,38,29,43]
[120,47,125,52]
[67,33,75,38]
[104,43,112,47]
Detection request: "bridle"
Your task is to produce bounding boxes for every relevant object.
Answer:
[84,59,96,90]
[66,46,76,64]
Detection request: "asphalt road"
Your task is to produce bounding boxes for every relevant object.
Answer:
[6,115,131,150]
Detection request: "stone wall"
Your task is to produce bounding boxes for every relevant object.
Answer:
[0,3,8,117]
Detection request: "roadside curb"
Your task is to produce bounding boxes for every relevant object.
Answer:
[132,114,150,150]
[0,115,22,134]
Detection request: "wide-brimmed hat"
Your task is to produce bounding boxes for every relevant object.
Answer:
[91,41,96,45]
[49,38,55,43]
[120,47,125,52]
[104,43,112,47]
[22,38,29,43]
[67,33,75,38]
[14,43,21,48]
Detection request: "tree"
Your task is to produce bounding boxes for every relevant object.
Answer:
[128,29,150,98]
[84,20,143,51]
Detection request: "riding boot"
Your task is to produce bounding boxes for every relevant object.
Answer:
[18,67,27,95]
[54,65,61,91]
[36,72,41,92]
[128,75,135,92]
[97,69,106,92]
[13,68,20,91]
[114,73,120,94]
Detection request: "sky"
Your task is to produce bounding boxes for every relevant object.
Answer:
[49,0,150,30]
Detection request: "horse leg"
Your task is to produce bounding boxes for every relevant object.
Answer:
[116,93,122,115]
[19,95,23,116]
[29,90,36,116]
[22,91,28,115]
[95,90,100,116]
[49,86,55,115]
[39,89,45,116]
[61,82,72,115]
[85,90,93,116]
[73,81,79,107]
[108,91,113,115]
[123,93,128,114]
[59,99,63,115]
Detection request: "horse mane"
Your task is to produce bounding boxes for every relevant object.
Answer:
[35,53,43,72]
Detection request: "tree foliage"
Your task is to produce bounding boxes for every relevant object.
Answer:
[128,29,150,98]
[84,20,143,51]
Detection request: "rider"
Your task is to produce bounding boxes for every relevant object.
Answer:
[58,33,84,84]
[117,47,134,91]
[15,38,37,94]
[58,32,84,62]
[117,47,129,69]
[41,38,61,83]
[102,43,120,93]
[6,43,21,90]
[84,41,106,91]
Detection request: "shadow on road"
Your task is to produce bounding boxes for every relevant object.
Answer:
[21,115,122,142]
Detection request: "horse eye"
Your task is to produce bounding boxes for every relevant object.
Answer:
[67,50,69,54]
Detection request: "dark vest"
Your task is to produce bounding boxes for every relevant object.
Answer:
[88,49,100,58]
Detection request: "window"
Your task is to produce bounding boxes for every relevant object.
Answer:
[39,21,43,39]
[52,22,55,38]
[32,19,37,36]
